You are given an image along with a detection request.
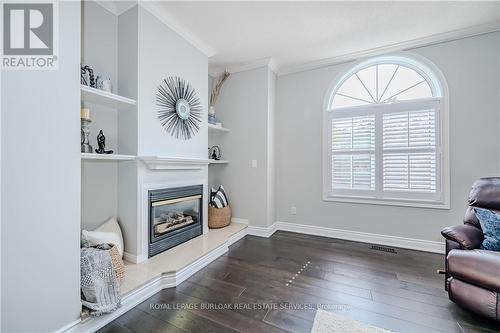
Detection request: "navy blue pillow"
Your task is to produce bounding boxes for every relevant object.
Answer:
[474,208,500,251]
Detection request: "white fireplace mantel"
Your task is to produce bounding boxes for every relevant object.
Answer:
[133,163,210,263]
[139,156,210,170]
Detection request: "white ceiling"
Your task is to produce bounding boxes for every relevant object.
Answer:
[150,1,500,75]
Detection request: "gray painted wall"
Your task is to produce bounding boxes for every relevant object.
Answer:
[210,66,275,227]
[115,5,209,256]
[81,1,118,93]
[137,6,208,159]
[208,74,214,105]
[1,2,82,331]
[208,75,217,189]
[117,6,140,257]
[275,32,500,242]
[81,2,120,230]
[267,70,277,226]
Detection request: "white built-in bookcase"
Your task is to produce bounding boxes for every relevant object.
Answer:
[80,1,138,231]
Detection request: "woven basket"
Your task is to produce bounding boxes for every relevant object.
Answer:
[109,245,125,284]
[208,205,231,229]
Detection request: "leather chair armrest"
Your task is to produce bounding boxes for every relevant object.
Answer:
[441,224,483,250]
[445,238,461,255]
[444,239,461,291]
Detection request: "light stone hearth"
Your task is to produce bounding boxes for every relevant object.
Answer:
[120,222,247,295]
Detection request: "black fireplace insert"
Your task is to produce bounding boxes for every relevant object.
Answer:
[148,185,203,257]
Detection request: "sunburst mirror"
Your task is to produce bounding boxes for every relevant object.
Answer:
[156,76,202,140]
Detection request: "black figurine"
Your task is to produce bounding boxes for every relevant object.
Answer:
[211,149,218,160]
[209,145,221,160]
[95,130,113,154]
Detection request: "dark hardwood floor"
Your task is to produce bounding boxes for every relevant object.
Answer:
[98,231,500,333]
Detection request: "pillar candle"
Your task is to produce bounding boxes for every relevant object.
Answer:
[80,108,90,120]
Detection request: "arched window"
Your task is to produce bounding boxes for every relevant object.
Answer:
[324,54,448,208]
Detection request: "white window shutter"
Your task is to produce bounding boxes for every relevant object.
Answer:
[382,110,437,193]
[331,116,375,190]
[325,57,445,206]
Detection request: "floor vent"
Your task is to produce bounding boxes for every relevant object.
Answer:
[370,244,397,254]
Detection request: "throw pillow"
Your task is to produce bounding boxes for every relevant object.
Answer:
[82,217,124,257]
[210,187,217,204]
[474,208,500,251]
[211,185,229,208]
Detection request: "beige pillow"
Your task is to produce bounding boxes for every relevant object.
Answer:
[82,217,124,258]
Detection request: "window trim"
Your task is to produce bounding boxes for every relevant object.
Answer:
[322,52,450,209]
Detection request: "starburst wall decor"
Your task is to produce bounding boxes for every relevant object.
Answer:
[156,76,203,140]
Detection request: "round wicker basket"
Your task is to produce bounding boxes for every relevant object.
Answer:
[208,205,231,229]
[109,245,125,284]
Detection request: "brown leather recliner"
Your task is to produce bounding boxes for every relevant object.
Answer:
[441,178,500,321]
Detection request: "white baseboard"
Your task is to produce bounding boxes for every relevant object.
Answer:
[64,244,229,333]
[275,221,444,254]
[67,276,165,333]
[246,224,277,238]
[124,252,148,264]
[174,244,228,285]
[231,217,249,225]
[123,251,139,264]
[227,227,247,246]
[243,220,444,253]
[55,319,82,333]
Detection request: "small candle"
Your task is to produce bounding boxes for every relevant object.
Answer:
[81,108,90,120]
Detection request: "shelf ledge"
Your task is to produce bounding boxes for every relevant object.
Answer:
[209,160,229,165]
[81,153,136,161]
[208,124,230,133]
[139,156,210,170]
[81,84,136,109]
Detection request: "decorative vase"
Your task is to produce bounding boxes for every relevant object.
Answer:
[96,76,112,93]
[208,106,216,124]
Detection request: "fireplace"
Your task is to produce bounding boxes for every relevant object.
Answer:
[148,185,203,257]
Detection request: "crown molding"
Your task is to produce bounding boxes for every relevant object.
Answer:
[268,57,278,74]
[92,1,216,58]
[139,2,216,58]
[89,2,499,77]
[92,1,119,16]
[278,21,500,76]
[93,0,137,16]
[209,57,278,77]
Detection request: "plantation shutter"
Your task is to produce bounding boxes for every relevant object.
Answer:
[328,100,440,201]
[331,116,375,190]
[326,58,445,205]
[382,108,437,193]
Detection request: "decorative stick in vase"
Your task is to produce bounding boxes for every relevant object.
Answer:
[209,70,230,124]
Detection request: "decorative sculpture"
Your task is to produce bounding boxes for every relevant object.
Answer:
[81,109,93,153]
[81,65,95,88]
[209,145,222,160]
[156,76,202,140]
[96,76,112,92]
[95,130,113,154]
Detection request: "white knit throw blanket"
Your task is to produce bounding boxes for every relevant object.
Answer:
[80,246,121,316]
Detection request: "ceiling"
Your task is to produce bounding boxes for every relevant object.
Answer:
[149,1,500,75]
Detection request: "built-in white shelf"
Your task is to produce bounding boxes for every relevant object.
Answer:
[81,153,136,161]
[208,123,230,133]
[81,84,136,109]
[209,160,229,165]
